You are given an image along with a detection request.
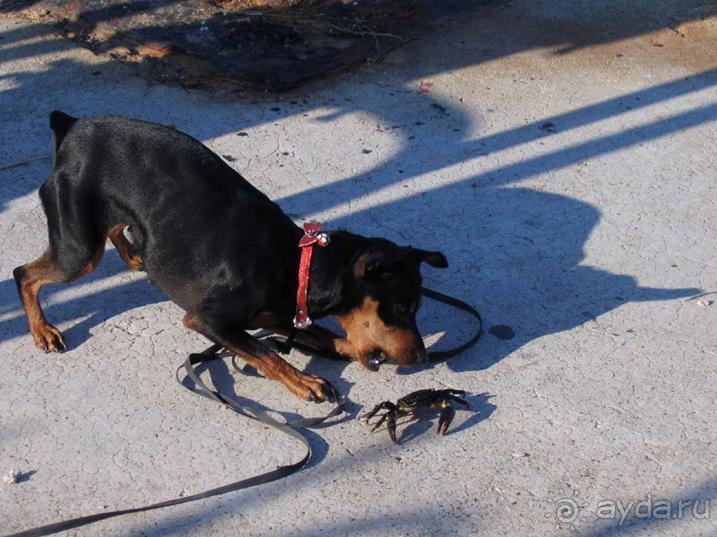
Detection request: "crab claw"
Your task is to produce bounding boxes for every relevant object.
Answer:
[386,413,399,444]
[436,404,456,436]
[368,411,400,443]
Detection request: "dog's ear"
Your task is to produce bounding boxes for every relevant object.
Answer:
[354,250,395,279]
[408,248,448,268]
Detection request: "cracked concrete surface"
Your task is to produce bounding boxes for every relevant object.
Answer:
[1,1,716,536]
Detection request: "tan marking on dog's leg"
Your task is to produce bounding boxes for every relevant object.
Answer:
[184,312,335,402]
[108,224,143,271]
[14,244,105,352]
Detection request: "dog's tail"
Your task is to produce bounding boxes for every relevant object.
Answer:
[49,110,78,154]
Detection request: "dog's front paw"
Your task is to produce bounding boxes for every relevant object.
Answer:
[31,323,66,353]
[287,373,337,403]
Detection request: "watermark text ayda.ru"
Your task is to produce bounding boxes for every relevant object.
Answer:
[555,495,711,524]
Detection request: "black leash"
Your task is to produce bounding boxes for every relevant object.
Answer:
[421,287,483,361]
[3,287,481,537]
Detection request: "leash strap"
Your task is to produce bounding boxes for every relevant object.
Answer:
[3,345,344,537]
[420,287,483,361]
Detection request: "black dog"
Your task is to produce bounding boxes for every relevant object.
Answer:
[13,112,448,402]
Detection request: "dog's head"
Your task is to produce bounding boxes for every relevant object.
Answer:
[334,239,448,370]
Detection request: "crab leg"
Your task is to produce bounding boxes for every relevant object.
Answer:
[362,404,385,422]
[362,401,395,422]
[370,412,390,432]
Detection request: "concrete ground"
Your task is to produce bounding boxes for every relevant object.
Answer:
[1,1,716,536]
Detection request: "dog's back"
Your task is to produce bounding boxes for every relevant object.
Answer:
[49,111,262,204]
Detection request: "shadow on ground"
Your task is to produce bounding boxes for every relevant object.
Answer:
[572,478,717,537]
[1,0,716,206]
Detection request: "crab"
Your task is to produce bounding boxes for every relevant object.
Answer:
[362,388,469,443]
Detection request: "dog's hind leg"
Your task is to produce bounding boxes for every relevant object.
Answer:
[13,177,106,352]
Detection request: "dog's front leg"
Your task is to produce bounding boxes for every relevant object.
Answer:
[274,324,354,361]
[184,310,336,403]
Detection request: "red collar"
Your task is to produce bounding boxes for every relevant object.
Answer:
[293,222,330,329]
